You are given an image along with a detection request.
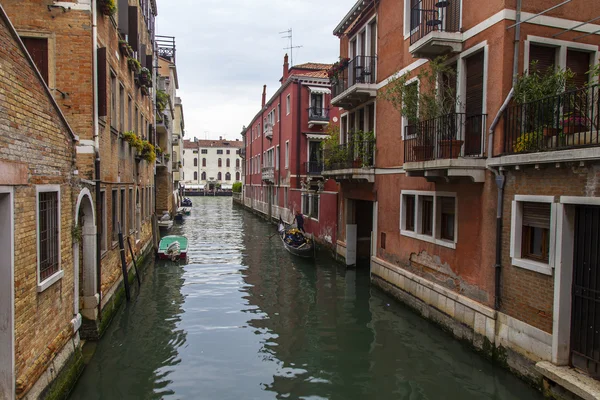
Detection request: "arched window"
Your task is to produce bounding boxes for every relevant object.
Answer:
[236,159,240,168]
[202,158,206,167]
[201,171,206,180]
[194,171,198,180]
[217,172,222,180]
[225,172,231,181]
[218,158,222,167]
[226,158,230,167]
[236,172,240,181]
[193,158,198,167]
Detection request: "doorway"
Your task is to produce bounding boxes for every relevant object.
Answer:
[75,190,97,321]
[0,190,14,399]
[345,199,373,267]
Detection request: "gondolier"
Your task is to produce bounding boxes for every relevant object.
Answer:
[294,211,305,233]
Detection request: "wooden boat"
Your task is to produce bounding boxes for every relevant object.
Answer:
[174,209,184,221]
[158,235,188,261]
[181,197,192,207]
[182,207,191,215]
[157,219,173,230]
[279,218,315,258]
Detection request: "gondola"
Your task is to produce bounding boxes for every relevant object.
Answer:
[181,197,193,207]
[278,217,315,258]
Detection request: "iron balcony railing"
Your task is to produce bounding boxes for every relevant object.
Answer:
[503,84,600,155]
[324,140,375,171]
[262,166,275,181]
[332,55,377,98]
[404,113,486,162]
[409,0,461,45]
[308,107,330,122]
[305,161,324,175]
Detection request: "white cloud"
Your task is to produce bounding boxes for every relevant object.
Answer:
[156,0,352,141]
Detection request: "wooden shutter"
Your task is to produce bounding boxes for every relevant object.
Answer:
[117,0,129,36]
[441,197,455,215]
[465,52,484,117]
[140,44,147,68]
[97,47,108,117]
[146,54,153,71]
[567,50,591,89]
[529,44,556,73]
[22,37,49,84]
[128,6,139,52]
[522,202,551,229]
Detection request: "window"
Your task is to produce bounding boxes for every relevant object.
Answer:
[134,106,138,134]
[277,104,281,121]
[275,146,280,170]
[402,81,419,138]
[22,37,49,83]
[381,232,386,250]
[218,158,222,167]
[129,188,134,233]
[112,189,118,243]
[258,123,261,135]
[302,193,310,215]
[284,187,288,207]
[217,150,223,155]
[217,172,222,180]
[194,158,198,167]
[194,171,198,181]
[202,158,206,167]
[128,96,133,131]
[510,197,555,275]
[225,172,231,181]
[120,189,126,235]
[286,94,291,115]
[100,190,107,252]
[37,189,59,283]
[226,158,230,167]
[119,83,125,132]
[285,141,289,169]
[110,71,117,129]
[401,191,458,248]
[236,159,240,168]
[236,172,240,181]
[312,194,319,220]
[227,150,230,155]
[201,171,206,180]
[201,149,208,154]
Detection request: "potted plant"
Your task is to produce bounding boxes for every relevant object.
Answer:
[119,40,132,57]
[513,131,543,153]
[127,57,141,74]
[138,67,152,87]
[327,57,350,85]
[141,140,156,163]
[350,130,375,167]
[321,125,347,170]
[561,112,590,135]
[98,0,117,16]
[156,89,169,114]
[164,153,170,162]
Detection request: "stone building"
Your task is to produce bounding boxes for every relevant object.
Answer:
[2,0,158,357]
[329,0,600,397]
[240,55,340,245]
[0,4,80,399]
[182,138,243,191]
[172,96,185,195]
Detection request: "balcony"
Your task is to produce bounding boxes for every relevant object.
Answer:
[262,166,275,183]
[237,148,246,158]
[308,107,330,127]
[155,152,167,168]
[331,56,377,109]
[156,112,169,135]
[305,161,324,176]
[322,140,375,183]
[490,84,600,166]
[409,0,462,59]
[403,113,487,182]
[265,123,273,140]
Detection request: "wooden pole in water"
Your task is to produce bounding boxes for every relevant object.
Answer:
[117,222,131,301]
[127,237,141,288]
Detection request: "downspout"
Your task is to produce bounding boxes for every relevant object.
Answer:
[512,0,522,86]
[91,0,102,320]
[295,80,301,188]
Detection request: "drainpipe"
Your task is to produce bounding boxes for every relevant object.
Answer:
[488,166,505,310]
[296,80,301,188]
[92,0,102,320]
[512,0,522,86]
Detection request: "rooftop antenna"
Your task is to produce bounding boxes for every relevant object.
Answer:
[280,28,303,66]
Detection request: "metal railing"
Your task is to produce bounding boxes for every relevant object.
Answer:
[308,107,330,122]
[404,113,486,162]
[332,55,377,98]
[262,166,275,181]
[156,35,176,63]
[409,0,461,45]
[503,84,600,155]
[324,140,375,171]
[305,161,324,175]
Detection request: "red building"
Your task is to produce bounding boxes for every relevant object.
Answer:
[241,55,340,248]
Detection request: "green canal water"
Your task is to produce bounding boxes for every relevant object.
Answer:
[70,197,542,400]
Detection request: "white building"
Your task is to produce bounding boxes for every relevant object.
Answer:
[182,137,243,190]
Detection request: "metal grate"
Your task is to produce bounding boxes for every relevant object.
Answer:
[39,192,59,281]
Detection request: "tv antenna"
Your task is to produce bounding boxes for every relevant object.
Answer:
[280,28,303,66]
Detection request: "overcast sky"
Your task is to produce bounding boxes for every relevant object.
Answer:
[156,0,351,141]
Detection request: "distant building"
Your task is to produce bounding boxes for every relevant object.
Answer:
[182,138,243,190]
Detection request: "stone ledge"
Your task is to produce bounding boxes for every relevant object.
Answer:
[536,361,600,400]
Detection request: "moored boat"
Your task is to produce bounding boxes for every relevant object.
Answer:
[181,197,192,207]
[158,235,188,261]
[182,207,191,215]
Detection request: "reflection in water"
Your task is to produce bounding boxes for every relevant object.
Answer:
[71,198,541,400]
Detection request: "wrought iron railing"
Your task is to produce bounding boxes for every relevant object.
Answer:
[503,84,600,155]
[324,140,375,171]
[332,55,377,98]
[409,0,461,45]
[404,113,486,162]
[308,107,330,122]
[305,161,324,175]
[262,166,275,181]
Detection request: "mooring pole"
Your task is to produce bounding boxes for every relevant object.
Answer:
[117,222,131,301]
[127,236,141,288]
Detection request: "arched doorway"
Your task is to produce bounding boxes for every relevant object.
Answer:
[74,189,97,321]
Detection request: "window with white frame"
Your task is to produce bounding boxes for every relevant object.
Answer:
[129,188,134,234]
[37,186,61,285]
[401,191,457,248]
[276,145,280,170]
[286,94,291,115]
[100,190,107,252]
[510,196,556,275]
[301,192,320,220]
[112,189,118,243]
[277,104,281,121]
[120,188,126,236]
[285,141,289,169]
[402,80,419,139]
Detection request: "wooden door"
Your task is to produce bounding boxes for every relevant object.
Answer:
[464,51,484,156]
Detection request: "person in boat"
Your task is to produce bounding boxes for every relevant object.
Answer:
[294,211,305,233]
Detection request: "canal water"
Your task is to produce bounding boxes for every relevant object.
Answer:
[70,197,541,400]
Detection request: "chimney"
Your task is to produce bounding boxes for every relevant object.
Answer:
[282,53,289,83]
[219,136,223,140]
[261,85,267,108]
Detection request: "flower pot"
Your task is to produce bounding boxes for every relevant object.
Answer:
[438,139,463,159]
[412,145,434,161]
[563,125,585,135]
[542,127,560,137]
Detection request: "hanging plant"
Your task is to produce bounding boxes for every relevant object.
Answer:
[98,0,117,16]
[156,89,169,114]
[141,140,156,163]
[127,57,141,74]
[164,153,170,162]
[327,57,350,84]
[138,67,152,87]
[123,130,144,153]
[119,40,133,57]
[140,85,149,96]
